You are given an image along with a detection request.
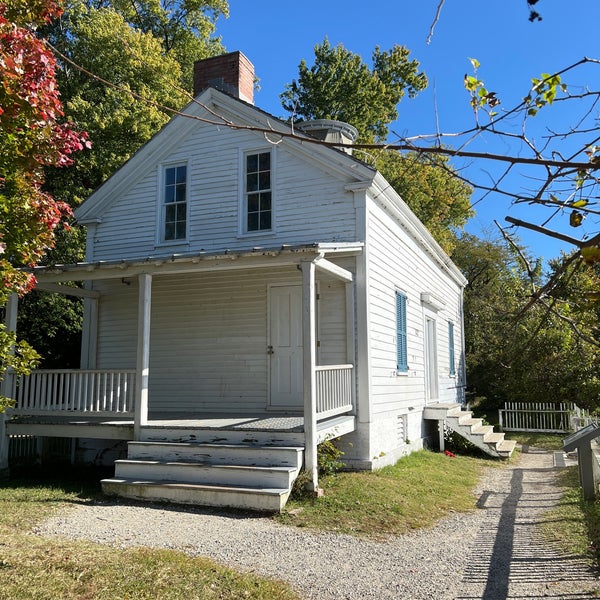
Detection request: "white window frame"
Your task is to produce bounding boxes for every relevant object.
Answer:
[157,161,190,246]
[448,320,456,377]
[239,147,276,237]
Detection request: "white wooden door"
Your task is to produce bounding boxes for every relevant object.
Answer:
[269,285,303,408]
[425,316,439,402]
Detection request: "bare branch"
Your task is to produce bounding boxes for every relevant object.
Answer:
[504,216,586,246]
[426,0,446,45]
[539,298,600,348]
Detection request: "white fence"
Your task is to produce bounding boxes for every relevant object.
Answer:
[316,364,354,420]
[9,369,136,417]
[499,401,594,433]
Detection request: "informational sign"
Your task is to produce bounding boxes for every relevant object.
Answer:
[563,423,600,452]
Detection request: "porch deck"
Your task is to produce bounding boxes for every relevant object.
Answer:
[6,411,355,446]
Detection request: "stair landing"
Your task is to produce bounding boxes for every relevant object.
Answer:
[424,403,516,459]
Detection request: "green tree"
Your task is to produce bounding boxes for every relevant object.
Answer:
[0,0,88,408]
[83,0,228,90]
[19,0,228,367]
[47,2,190,205]
[452,234,600,413]
[281,38,427,144]
[281,39,472,251]
[374,151,473,254]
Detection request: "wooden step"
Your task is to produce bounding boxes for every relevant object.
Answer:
[140,427,304,446]
[126,441,303,469]
[113,459,297,488]
[101,478,289,512]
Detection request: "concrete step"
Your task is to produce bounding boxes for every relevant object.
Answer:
[457,411,474,425]
[435,404,516,459]
[496,439,517,457]
[101,478,289,512]
[471,425,495,438]
[113,459,297,488]
[423,403,463,419]
[483,432,506,445]
[126,441,303,470]
[453,417,483,431]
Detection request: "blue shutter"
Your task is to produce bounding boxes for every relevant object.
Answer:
[396,292,408,372]
[448,321,456,376]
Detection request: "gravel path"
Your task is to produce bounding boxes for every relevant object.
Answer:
[34,450,599,600]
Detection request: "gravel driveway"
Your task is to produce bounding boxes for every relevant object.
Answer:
[35,450,599,599]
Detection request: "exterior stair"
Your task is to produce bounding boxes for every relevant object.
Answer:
[423,402,516,459]
[101,440,303,512]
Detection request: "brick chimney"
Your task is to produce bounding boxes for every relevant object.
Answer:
[193,51,254,104]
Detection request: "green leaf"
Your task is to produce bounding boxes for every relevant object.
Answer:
[469,57,480,70]
[571,199,589,208]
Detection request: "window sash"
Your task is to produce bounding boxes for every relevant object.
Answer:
[245,151,271,232]
[396,292,408,372]
[163,164,187,241]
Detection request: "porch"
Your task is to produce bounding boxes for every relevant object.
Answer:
[4,366,356,445]
[2,365,355,511]
[1,245,361,507]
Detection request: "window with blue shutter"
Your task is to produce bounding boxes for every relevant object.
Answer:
[396,292,408,372]
[448,321,456,376]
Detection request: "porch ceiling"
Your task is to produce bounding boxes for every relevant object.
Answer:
[29,242,364,284]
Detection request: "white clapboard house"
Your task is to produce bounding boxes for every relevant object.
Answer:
[0,52,514,511]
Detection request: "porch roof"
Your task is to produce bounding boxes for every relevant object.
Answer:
[29,242,364,285]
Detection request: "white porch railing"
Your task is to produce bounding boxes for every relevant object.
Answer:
[498,401,593,433]
[6,365,352,422]
[316,364,354,421]
[8,369,136,417]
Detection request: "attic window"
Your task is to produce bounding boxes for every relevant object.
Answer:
[162,164,187,241]
[245,151,272,232]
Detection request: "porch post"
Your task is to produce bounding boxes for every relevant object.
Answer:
[301,260,319,493]
[80,286,98,369]
[134,274,152,439]
[0,293,19,476]
[438,420,445,452]
[345,281,356,412]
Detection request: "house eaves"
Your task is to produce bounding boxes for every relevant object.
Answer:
[75,87,376,225]
[29,242,364,284]
[370,171,468,287]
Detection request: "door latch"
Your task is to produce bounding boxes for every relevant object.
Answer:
[267,345,274,355]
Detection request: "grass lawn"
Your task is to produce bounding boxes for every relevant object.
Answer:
[504,431,567,451]
[277,450,494,538]
[0,468,298,600]
[541,466,600,568]
[3,438,598,596]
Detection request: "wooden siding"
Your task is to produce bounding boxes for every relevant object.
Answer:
[90,122,358,262]
[94,265,349,413]
[365,200,464,415]
[318,276,349,365]
[95,280,138,369]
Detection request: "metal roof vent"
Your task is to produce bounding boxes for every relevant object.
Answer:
[295,119,358,155]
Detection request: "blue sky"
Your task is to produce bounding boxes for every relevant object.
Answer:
[216,1,600,263]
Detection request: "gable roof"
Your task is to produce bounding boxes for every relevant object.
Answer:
[73,86,465,287]
[74,87,377,224]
